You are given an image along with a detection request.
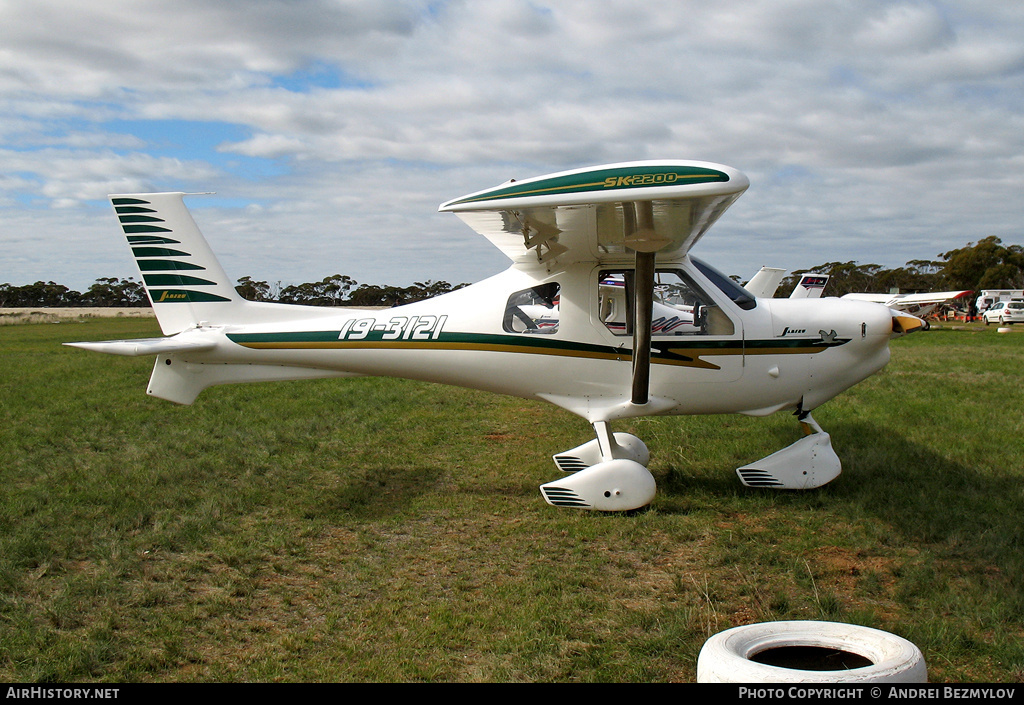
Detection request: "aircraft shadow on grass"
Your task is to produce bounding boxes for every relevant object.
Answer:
[659,420,1022,574]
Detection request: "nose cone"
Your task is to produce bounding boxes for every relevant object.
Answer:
[891,310,927,337]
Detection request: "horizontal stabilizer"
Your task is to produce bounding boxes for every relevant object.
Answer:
[64,337,216,357]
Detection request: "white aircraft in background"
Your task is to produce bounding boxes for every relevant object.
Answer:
[67,160,925,511]
[746,266,968,320]
[840,290,972,318]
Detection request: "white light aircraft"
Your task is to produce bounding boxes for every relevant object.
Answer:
[841,290,972,318]
[67,161,925,511]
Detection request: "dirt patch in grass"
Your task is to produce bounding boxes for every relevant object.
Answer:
[0,308,154,325]
[484,432,523,442]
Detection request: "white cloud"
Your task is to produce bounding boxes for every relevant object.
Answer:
[855,3,955,54]
[1,0,1022,291]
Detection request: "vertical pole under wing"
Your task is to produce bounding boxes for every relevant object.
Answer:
[625,201,659,407]
[632,250,655,405]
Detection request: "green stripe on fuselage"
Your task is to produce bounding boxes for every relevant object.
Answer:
[226,330,847,368]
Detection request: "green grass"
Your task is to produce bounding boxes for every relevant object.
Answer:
[1,318,1022,682]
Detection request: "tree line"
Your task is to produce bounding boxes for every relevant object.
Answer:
[2,236,1021,308]
[235,275,467,307]
[773,236,1023,298]
[0,274,467,308]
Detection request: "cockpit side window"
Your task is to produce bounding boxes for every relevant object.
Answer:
[598,269,735,337]
[503,283,560,334]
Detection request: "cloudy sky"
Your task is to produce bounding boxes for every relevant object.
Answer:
[2,0,1023,292]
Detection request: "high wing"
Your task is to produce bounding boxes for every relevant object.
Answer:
[840,293,897,305]
[842,290,971,316]
[439,160,749,270]
[441,160,748,408]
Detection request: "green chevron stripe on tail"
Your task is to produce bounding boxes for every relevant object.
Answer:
[142,274,219,287]
[135,259,207,272]
[126,235,182,245]
[110,193,242,334]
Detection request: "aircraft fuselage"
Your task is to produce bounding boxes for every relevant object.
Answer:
[149,257,895,424]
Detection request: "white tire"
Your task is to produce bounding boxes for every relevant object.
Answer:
[697,621,927,683]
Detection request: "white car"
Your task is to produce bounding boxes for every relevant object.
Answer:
[983,300,1024,325]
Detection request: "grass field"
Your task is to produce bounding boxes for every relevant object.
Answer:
[1,317,1022,682]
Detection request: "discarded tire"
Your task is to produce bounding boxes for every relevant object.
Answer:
[697,621,927,683]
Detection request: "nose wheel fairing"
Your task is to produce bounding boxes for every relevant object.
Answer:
[735,413,841,490]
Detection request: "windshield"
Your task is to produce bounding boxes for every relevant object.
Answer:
[691,257,757,310]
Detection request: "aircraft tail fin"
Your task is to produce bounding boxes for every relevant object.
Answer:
[111,193,244,335]
[745,267,786,298]
[790,274,830,299]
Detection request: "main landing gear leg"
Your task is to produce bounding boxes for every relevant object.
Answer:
[540,421,656,511]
